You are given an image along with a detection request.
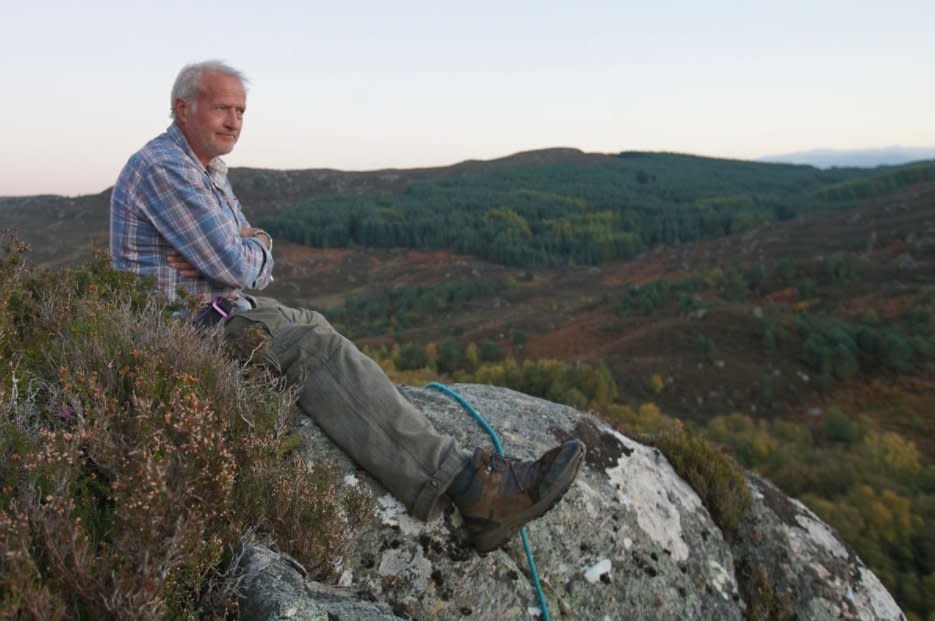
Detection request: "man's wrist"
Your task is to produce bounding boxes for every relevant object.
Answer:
[252,229,273,252]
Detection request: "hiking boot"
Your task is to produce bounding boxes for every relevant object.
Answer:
[451,439,586,552]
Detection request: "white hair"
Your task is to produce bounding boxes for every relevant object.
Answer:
[170,60,248,119]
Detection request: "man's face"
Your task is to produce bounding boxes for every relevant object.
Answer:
[175,70,246,167]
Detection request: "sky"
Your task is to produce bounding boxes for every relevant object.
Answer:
[1,0,933,197]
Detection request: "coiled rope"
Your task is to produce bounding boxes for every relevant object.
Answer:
[425,382,553,621]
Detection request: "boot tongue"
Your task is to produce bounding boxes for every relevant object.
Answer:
[502,456,543,495]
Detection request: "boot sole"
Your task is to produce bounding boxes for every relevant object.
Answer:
[473,440,586,553]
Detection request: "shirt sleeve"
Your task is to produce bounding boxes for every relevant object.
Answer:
[132,159,274,290]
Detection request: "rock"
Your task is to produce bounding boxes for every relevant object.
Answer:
[239,545,404,620]
[733,477,905,621]
[240,384,904,621]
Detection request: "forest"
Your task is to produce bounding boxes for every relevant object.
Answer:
[259,154,933,268]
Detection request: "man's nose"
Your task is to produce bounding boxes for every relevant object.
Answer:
[225,109,242,128]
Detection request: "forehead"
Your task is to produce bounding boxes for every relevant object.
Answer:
[199,70,246,101]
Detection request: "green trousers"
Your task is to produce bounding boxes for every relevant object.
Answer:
[224,297,468,520]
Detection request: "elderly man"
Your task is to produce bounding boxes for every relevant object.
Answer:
[110,60,584,553]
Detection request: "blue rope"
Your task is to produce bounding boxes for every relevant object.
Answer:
[425,382,553,621]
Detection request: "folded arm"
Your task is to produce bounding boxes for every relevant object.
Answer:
[136,161,273,290]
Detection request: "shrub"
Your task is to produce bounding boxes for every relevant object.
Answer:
[820,408,860,444]
[478,339,504,363]
[0,238,372,619]
[436,341,464,375]
[678,294,708,315]
[797,278,817,299]
[720,268,748,301]
[826,253,856,285]
[856,325,916,372]
[797,313,859,381]
[642,420,752,539]
[511,329,527,347]
[771,257,797,284]
[758,374,775,402]
[395,343,429,370]
[473,358,619,410]
[693,334,719,363]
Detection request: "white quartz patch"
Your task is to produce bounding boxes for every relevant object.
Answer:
[584,558,612,584]
[848,567,905,621]
[377,494,426,536]
[605,429,702,562]
[794,514,848,559]
[337,569,354,587]
[707,559,735,600]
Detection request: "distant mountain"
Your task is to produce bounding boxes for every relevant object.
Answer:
[759,146,935,168]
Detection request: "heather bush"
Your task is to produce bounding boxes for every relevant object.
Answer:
[640,419,752,540]
[0,235,372,619]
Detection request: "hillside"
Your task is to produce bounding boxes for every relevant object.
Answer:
[0,147,607,266]
[258,151,897,267]
[2,150,934,618]
[3,149,927,267]
[257,177,935,441]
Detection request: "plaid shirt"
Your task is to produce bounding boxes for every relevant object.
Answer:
[110,124,273,303]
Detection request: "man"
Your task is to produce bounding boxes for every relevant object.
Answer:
[110,60,584,553]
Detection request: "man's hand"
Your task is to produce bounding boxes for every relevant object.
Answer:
[240,226,273,251]
[168,249,201,279]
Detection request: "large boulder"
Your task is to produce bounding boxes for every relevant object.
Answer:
[239,384,904,621]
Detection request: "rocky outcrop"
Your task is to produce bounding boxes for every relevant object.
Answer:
[239,384,904,620]
[733,476,904,620]
[239,545,401,620]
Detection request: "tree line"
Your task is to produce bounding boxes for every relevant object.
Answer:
[260,153,882,268]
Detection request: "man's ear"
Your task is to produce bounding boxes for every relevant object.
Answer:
[174,98,188,125]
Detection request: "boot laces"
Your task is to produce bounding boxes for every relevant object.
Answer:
[488,453,542,494]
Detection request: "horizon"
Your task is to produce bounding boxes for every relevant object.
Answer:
[2,1,933,197]
[3,143,935,200]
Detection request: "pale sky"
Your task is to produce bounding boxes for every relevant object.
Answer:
[1,0,933,197]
